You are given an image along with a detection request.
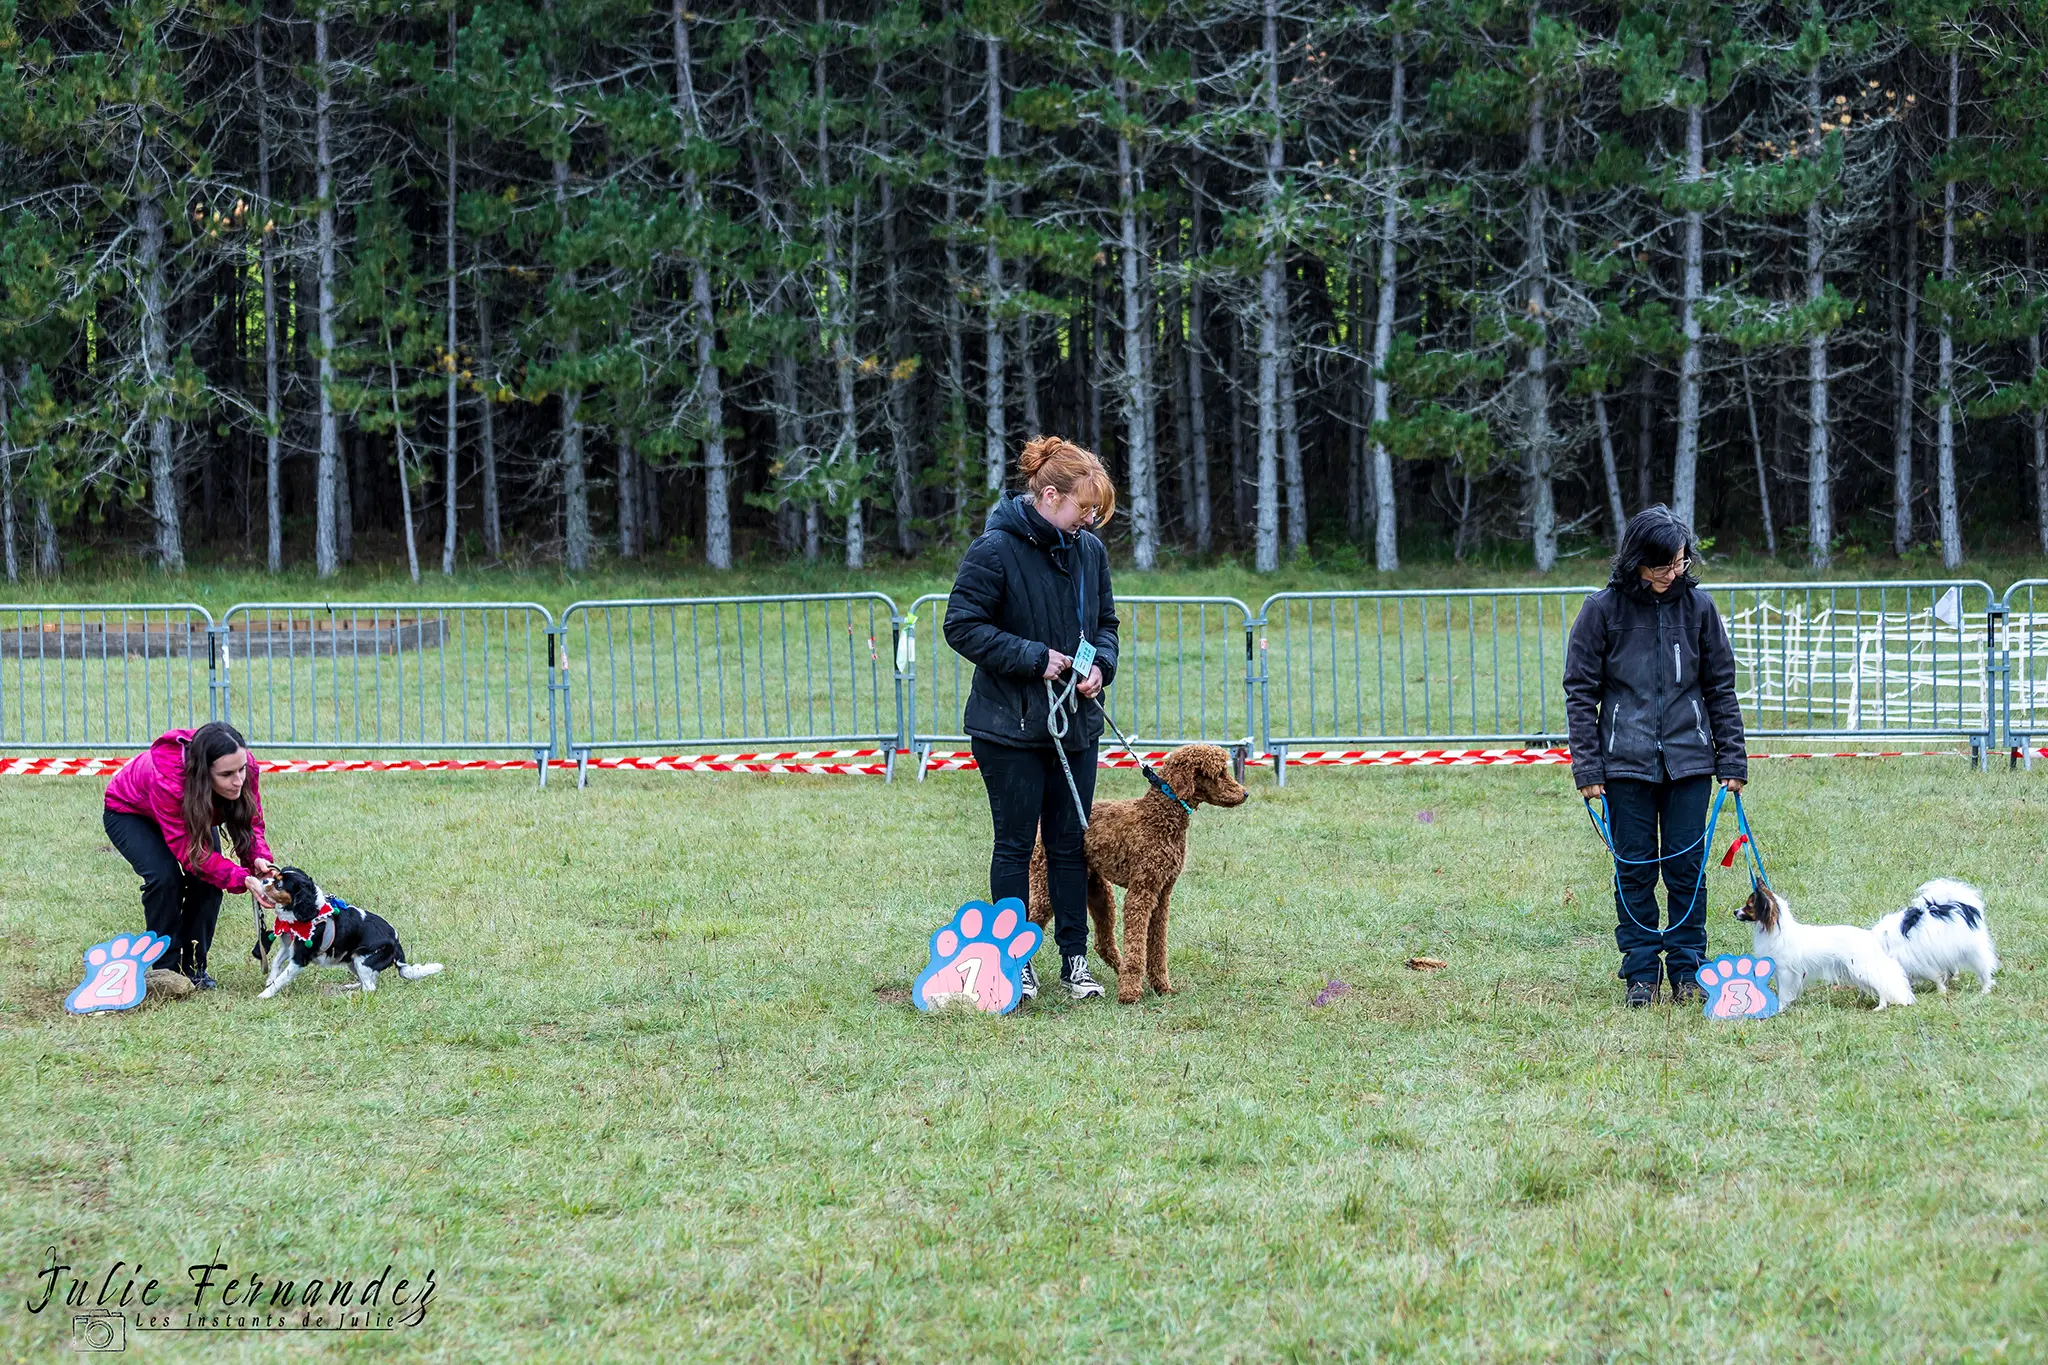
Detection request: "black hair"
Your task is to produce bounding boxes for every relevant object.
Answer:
[1609,505,1700,592]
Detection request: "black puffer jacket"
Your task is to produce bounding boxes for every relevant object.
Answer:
[944,495,1120,750]
[1563,578,1747,788]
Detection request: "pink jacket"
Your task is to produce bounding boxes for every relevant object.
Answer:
[104,729,273,893]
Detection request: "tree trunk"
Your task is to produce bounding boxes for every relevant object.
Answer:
[1740,354,1776,556]
[34,491,57,576]
[1369,46,1404,571]
[1804,75,1832,569]
[1279,298,1304,554]
[2032,231,2047,555]
[1592,390,1627,546]
[314,6,341,577]
[982,34,1007,495]
[1894,178,1918,556]
[674,2,728,568]
[1114,14,1157,569]
[552,154,591,572]
[1228,323,1249,537]
[1185,171,1213,553]
[138,192,183,571]
[617,426,639,558]
[882,176,917,555]
[256,8,283,573]
[1934,50,1962,568]
[1253,0,1284,572]
[941,64,970,532]
[475,282,502,559]
[1168,256,1194,545]
[814,23,862,570]
[0,371,15,581]
[387,350,421,583]
[1523,58,1555,575]
[1671,43,1706,530]
[442,44,460,576]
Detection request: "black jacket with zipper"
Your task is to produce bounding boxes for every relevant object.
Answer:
[1563,578,1747,789]
[944,495,1120,750]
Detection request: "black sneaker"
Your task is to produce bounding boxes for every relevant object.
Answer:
[1670,977,1706,1007]
[1018,961,1039,1002]
[185,969,219,992]
[1624,979,1657,1009]
[1062,955,1105,1000]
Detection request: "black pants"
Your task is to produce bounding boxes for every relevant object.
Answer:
[104,809,223,975]
[1605,775,1711,985]
[973,738,1097,962]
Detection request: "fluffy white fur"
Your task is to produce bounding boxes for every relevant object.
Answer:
[1872,878,1998,994]
[1735,886,1915,1010]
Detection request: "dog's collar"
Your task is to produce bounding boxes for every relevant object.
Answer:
[1141,765,1194,815]
[274,895,345,943]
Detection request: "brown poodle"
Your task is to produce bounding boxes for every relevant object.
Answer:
[1027,743,1248,1003]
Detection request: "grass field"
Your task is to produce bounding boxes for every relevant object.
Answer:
[2,757,2044,1362]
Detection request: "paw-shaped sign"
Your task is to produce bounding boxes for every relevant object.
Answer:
[913,898,1041,1015]
[64,933,173,1015]
[1697,954,1780,1020]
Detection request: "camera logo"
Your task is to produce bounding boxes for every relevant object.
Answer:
[72,1309,126,1351]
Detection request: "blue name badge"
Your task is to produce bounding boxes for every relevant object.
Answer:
[1071,640,1096,678]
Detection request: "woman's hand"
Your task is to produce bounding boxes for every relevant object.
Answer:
[1042,648,1073,680]
[1722,778,1745,793]
[1577,783,1605,800]
[1077,664,1104,699]
[250,879,283,910]
[251,857,276,877]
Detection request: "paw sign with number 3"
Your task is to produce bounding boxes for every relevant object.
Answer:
[913,899,1041,1015]
[64,933,173,1015]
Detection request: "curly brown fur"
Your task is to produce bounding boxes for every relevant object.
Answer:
[1026,743,1248,1003]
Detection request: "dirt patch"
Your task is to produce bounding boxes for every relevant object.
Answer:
[873,985,911,1007]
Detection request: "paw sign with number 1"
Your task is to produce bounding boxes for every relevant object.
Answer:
[913,899,1041,1015]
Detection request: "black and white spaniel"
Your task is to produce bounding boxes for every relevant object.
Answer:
[253,867,443,998]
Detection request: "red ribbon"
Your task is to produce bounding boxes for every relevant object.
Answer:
[273,917,315,942]
[1721,833,1749,868]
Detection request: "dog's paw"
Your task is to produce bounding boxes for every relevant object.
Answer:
[1698,956,1779,1019]
[913,899,1040,1015]
[65,933,171,1014]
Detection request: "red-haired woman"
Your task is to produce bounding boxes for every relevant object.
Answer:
[945,436,1121,1003]
[103,722,283,989]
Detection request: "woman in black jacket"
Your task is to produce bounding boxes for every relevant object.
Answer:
[944,436,1121,1003]
[1564,506,1748,1008]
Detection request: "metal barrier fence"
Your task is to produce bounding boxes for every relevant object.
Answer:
[902,592,1257,777]
[559,594,903,783]
[2000,579,2048,768]
[1255,579,1999,783]
[220,602,559,775]
[0,580,2043,777]
[0,604,216,751]
[1258,588,1585,784]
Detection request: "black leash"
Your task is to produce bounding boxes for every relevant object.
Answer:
[1043,665,1194,833]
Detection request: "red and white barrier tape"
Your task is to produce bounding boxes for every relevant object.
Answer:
[0,745,1977,778]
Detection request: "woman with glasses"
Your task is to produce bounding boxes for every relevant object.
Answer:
[1563,506,1748,1007]
[944,436,1121,1003]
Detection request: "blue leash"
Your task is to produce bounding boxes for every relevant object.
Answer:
[1583,785,1766,935]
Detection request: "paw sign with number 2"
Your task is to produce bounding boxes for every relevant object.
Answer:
[64,933,173,1015]
[913,899,1041,1015]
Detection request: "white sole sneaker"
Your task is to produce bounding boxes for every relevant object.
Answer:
[1019,962,1039,1002]
[1062,955,1105,1000]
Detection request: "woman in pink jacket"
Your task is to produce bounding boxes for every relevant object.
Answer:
[103,722,283,989]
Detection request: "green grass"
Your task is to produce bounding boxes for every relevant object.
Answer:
[2,761,2043,1362]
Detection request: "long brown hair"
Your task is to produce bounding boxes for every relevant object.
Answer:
[180,722,258,867]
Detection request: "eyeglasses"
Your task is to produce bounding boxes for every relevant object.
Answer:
[1643,556,1691,579]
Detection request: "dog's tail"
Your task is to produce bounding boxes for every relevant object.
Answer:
[397,962,444,980]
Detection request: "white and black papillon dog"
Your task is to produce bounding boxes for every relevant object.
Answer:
[252,867,443,999]
[1734,884,1915,1010]
[1872,878,1998,995]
